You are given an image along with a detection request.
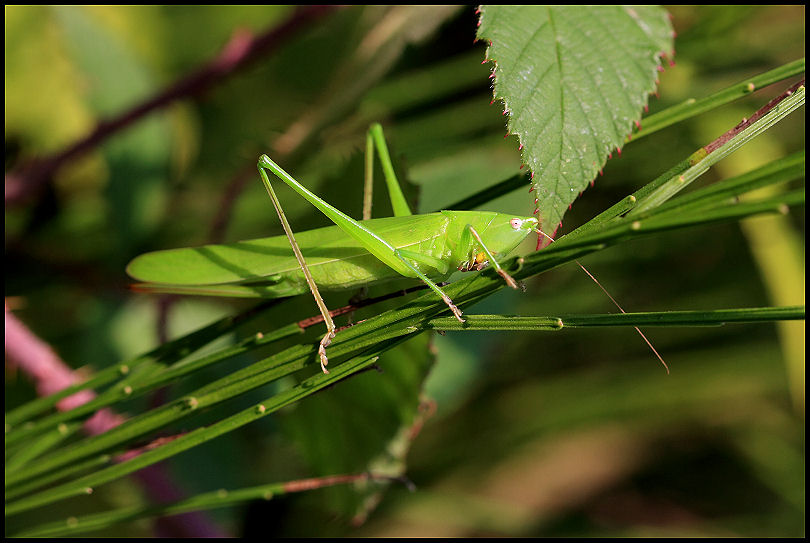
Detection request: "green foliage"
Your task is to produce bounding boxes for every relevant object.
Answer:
[4,5,805,538]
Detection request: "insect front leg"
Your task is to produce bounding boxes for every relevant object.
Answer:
[465,225,519,289]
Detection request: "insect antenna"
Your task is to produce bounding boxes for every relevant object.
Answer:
[535,228,670,374]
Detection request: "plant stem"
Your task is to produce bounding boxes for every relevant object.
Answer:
[632,57,805,140]
[424,306,805,331]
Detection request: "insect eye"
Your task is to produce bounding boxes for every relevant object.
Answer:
[510,218,522,229]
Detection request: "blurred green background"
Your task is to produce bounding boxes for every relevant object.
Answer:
[4,5,804,537]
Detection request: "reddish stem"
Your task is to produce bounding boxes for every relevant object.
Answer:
[704,79,805,155]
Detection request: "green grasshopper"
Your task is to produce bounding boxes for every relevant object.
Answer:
[128,124,540,373]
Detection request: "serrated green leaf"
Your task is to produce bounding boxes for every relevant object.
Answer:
[477,5,674,237]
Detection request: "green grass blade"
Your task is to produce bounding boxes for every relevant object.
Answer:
[4,347,403,517]
[633,57,805,140]
[5,422,82,472]
[13,473,388,537]
[650,150,804,216]
[424,306,805,331]
[3,322,418,493]
[4,320,302,448]
[631,83,804,215]
[4,301,274,429]
[5,454,114,501]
